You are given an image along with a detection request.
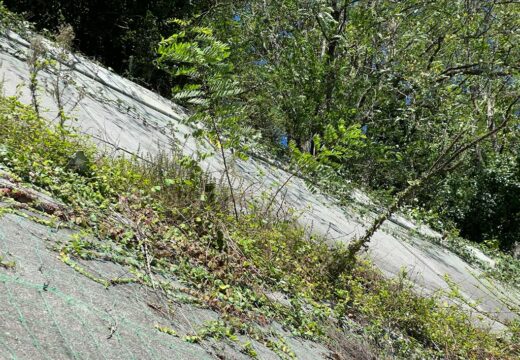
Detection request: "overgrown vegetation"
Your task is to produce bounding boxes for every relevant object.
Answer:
[4,0,519,254]
[198,0,520,253]
[1,96,519,358]
[1,1,520,357]
[142,0,520,265]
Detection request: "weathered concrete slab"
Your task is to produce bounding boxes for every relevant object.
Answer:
[0,27,518,333]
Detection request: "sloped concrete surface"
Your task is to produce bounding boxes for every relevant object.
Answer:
[0,210,332,359]
[0,26,518,336]
[0,212,214,359]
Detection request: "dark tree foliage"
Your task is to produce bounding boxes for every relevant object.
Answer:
[460,160,520,251]
[429,152,520,251]
[4,0,211,94]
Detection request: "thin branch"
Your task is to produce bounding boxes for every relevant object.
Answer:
[264,173,295,215]
[210,115,239,221]
[437,96,519,171]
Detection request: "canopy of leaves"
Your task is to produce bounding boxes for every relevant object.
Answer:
[198,0,520,250]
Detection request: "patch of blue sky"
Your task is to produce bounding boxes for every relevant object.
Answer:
[280,135,289,148]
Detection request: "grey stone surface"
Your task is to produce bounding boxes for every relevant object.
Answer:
[0,26,518,336]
